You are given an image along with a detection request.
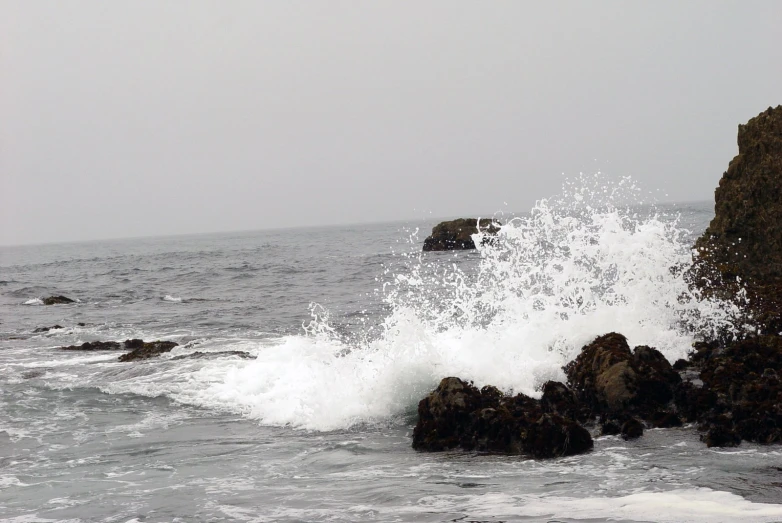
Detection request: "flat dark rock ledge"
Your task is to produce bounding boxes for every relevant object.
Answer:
[60,339,179,362]
[58,340,255,363]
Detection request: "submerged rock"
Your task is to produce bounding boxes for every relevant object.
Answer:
[33,325,63,333]
[170,350,255,361]
[118,340,179,362]
[412,377,593,458]
[42,295,74,305]
[422,218,500,251]
[60,341,123,351]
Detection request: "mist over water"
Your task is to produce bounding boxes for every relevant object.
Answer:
[1,177,779,522]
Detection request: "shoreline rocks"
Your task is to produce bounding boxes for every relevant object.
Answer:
[59,339,179,361]
[422,218,500,251]
[412,377,593,458]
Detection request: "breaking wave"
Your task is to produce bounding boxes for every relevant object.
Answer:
[161,175,743,430]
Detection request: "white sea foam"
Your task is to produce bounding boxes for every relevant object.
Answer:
[156,175,743,430]
[23,298,43,306]
[163,295,183,303]
[412,488,782,522]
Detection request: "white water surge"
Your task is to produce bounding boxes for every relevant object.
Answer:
[148,176,744,430]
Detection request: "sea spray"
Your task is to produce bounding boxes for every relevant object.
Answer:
[191,175,746,430]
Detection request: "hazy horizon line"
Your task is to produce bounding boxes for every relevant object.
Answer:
[0,198,713,249]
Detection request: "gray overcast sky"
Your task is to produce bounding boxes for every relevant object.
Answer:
[1,1,781,245]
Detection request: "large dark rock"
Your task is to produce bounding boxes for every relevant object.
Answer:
[563,333,680,421]
[43,295,74,305]
[422,218,500,251]
[691,107,782,334]
[694,106,782,283]
[412,377,593,458]
[118,340,179,362]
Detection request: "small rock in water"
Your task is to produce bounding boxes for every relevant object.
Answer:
[42,295,74,305]
[621,418,644,440]
[170,350,255,361]
[118,341,179,362]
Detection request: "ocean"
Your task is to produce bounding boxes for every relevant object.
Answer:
[3,182,782,522]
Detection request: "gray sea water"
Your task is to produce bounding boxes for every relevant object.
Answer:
[3,199,782,522]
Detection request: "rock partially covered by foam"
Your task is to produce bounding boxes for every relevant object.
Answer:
[61,340,123,351]
[422,218,500,251]
[412,377,593,458]
[694,106,782,283]
[118,340,179,362]
[59,339,179,362]
[564,333,681,423]
[42,295,74,305]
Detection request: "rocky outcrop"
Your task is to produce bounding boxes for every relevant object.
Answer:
[692,106,782,334]
[694,106,782,283]
[118,340,178,362]
[43,295,74,305]
[412,377,593,458]
[563,333,681,424]
[422,218,500,251]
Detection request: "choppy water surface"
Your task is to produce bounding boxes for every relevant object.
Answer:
[3,185,782,522]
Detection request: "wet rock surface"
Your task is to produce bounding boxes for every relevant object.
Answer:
[677,336,782,447]
[60,341,123,351]
[422,218,500,251]
[691,106,782,335]
[694,105,782,284]
[412,377,593,458]
[118,340,179,362]
[563,333,681,424]
[33,325,63,333]
[170,350,255,361]
[59,339,180,362]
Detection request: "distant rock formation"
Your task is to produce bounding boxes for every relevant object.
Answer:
[43,295,74,305]
[422,218,500,251]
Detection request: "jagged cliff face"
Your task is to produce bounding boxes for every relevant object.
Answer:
[695,106,782,283]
